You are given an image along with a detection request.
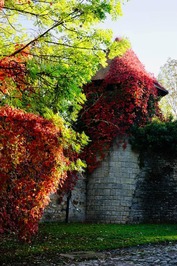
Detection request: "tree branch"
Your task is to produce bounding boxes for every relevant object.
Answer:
[8,9,83,57]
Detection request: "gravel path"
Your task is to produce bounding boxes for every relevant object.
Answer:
[3,242,177,265]
[67,243,177,266]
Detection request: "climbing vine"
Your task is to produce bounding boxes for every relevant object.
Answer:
[130,119,177,159]
[77,47,163,173]
[0,106,70,241]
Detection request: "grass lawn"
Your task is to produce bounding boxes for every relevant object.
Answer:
[1,223,177,265]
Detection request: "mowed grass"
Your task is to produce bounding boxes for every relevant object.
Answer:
[1,223,177,264]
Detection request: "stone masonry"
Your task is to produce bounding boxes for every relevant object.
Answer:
[129,156,177,223]
[42,173,86,223]
[86,138,140,223]
[43,138,177,224]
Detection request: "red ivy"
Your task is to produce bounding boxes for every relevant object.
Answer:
[0,106,68,241]
[77,48,162,173]
[0,45,32,95]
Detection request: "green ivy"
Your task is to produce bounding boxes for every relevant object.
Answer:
[130,119,177,158]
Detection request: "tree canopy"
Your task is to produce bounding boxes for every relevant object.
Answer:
[158,58,177,119]
[0,0,130,121]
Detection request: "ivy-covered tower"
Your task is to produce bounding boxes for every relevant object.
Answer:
[78,48,168,173]
[77,48,168,223]
[44,47,170,223]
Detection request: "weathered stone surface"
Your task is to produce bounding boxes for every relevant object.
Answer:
[43,173,86,222]
[43,137,177,224]
[86,138,140,223]
[129,157,177,223]
[42,193,67,222]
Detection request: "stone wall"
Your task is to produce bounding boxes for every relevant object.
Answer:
[43,139,177,224]
[42,193,67,222]
[86,142,177,224]
[42,173,86,223]
[129,157,177,223]
[68,173,86,222]
[86,138,140,223]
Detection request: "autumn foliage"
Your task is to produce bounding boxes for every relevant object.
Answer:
[78,48,162,173]
[0,41,85,240]
[0,106,68,241]
[0,41,164,240]
[0,45,31,95]
[0,0,131,241]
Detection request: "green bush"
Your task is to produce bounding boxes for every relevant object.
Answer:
[130,120,177,156]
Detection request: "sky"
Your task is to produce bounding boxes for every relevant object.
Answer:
[102,0,177,77]
[20,0,177,78]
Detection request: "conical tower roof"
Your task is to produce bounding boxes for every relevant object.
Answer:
[92,49,168,97]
